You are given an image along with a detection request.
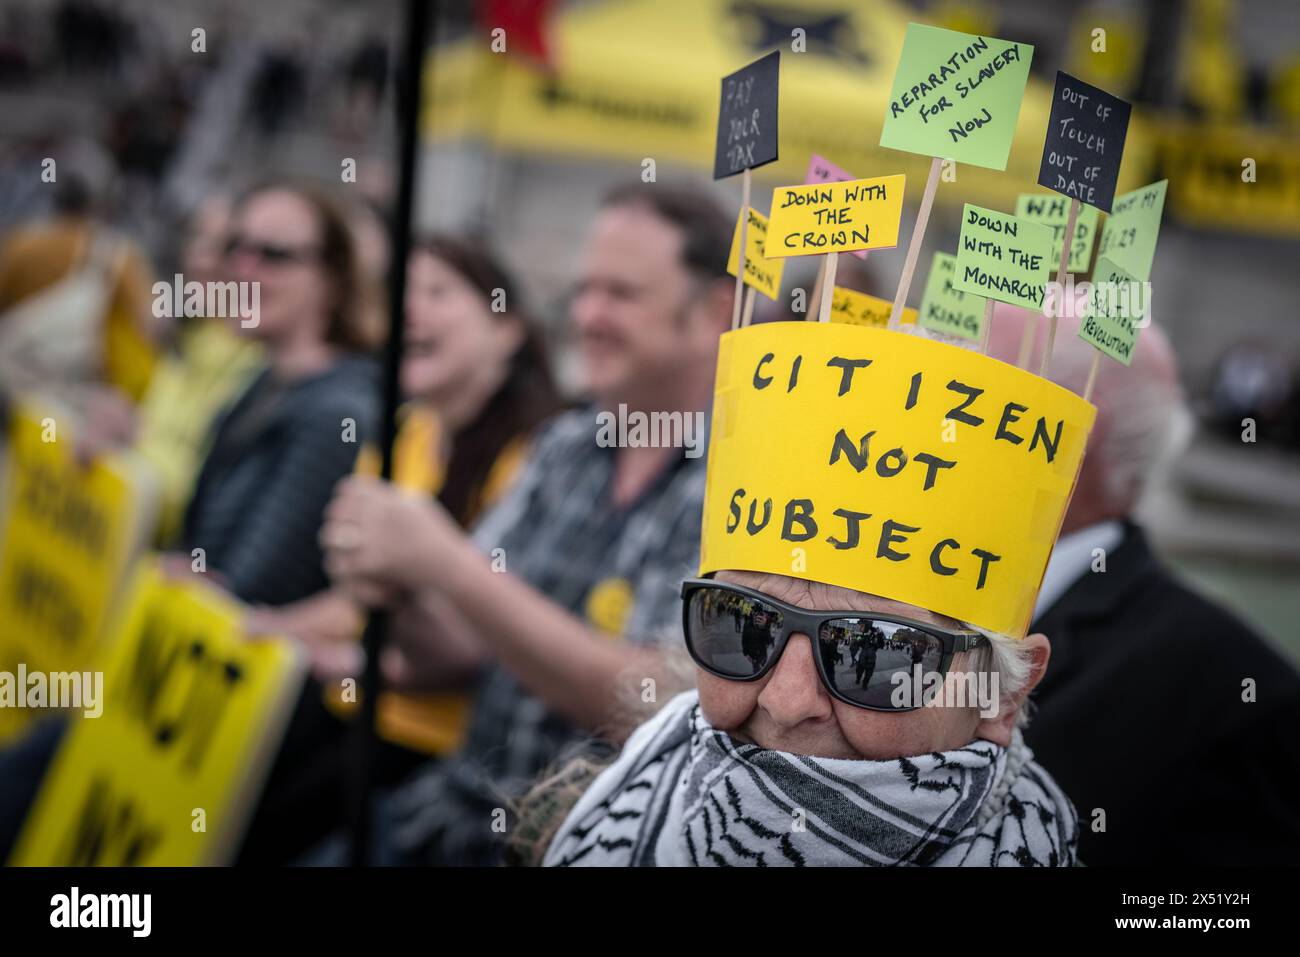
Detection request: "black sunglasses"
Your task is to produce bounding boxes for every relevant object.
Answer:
[680,578,986,712]
[223,235,319,265]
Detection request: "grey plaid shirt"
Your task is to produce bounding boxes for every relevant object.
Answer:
[386,407,707,865]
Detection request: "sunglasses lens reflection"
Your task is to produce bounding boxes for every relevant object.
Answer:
[818,620,944,709]
[686,588,783,678]
[686,586,951,711]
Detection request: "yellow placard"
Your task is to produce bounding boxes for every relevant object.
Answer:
[829,286,917,328]
[0,407,156,741]
[726,206,785,300]
[764,175,906,258]
[9,563,303,865]
[700,323,1095,637]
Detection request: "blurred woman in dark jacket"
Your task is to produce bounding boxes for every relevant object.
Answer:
[180,179,382,606]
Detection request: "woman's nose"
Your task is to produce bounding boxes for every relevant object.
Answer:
[756,633,834,728]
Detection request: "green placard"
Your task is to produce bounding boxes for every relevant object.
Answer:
[1014,193,1101,273]
[1095,180,1168,281]
[1078,257,1150,365]
[918,251,987,342]
[880,23,1034,171]
[953,204,1054,310]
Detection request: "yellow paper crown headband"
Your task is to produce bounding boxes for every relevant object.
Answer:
[699,322,1097,638]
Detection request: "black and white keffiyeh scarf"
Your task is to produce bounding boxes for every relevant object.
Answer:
[544,691,1078,867]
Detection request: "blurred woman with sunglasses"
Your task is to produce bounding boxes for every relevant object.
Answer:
[529,570,1077,867]
[177,179,382,606]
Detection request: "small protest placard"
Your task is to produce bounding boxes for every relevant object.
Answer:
[829,286,916,328]
[805,153,855,185]
[953,204,1054,311]
[918,251,988,342]
[764,174,906,258]
[1015,192,1100,273]
[1078,257,1149,365]
[10,563,304,865]
[880,23,1033,170]
[805,154,869,260]
[1037,71,1131,212]
[1096,179,1168,281]
[727,206,785,300]
[713,51,780,180]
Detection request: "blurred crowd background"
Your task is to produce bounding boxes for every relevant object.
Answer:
[0,0,1298,869]
[3,0,1297,650]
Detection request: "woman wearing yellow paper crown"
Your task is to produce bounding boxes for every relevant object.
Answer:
[521,320,1095,867]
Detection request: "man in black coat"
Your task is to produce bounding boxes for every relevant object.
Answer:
[1028,520,1300,865]
[990,306,1300,866]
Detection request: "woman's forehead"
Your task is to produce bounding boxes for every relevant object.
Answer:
[238,190,320,242]
[716,570,963,630]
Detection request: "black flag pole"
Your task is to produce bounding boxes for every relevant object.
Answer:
[348,0,433,868]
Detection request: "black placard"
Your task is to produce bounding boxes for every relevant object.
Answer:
[1037,71,1131,212]
[713,50,780,180]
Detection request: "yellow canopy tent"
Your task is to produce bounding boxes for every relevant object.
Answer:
[422,0,1154,213]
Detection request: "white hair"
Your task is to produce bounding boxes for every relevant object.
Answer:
[1099,378,1195,509]
[962,627,1037,728]
[1045,320,1195,512]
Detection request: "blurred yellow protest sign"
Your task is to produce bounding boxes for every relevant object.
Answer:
[700,323,1095,636]
[765,175,906,258]
[829,287,916,328]
[1158,121,1300,237]
[0,407,155,741]
[10,563,303,866]
[727,207,785,300]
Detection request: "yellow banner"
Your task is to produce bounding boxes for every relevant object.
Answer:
[700,323,1095,636]
[765,175,906,258]
[1158,120,1300,237]
[727,206,785,300]
[422,1,1155,217]
[10,563,302,866]
[829,286,917,327]
[0,408,155,741]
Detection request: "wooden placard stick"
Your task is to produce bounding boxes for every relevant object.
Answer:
[731,167,752,330]
[889,155,942,330]
[817,251,839,323]
[1038,196,1080,377]
[806,255,828,321]
[741,286,756,326]
[979,297,995,353]
[1083,350,1102,402]
[1015,311,1036,369]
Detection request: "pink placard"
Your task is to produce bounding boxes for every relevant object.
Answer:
[803,154,869,259]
